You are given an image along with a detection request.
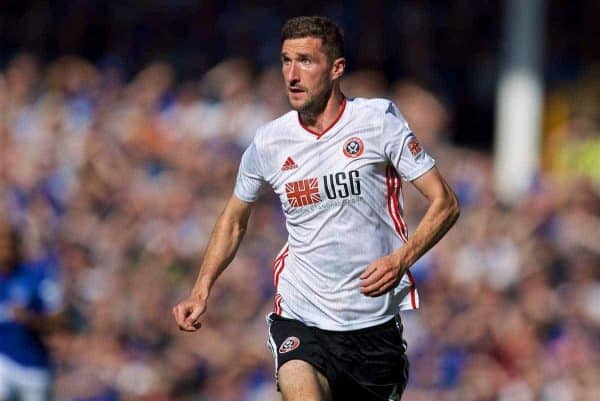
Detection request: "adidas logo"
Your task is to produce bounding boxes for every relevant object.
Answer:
[281,157,298,171]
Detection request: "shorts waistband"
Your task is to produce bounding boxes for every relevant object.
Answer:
[314,316,399,335]
[268,312,402,335]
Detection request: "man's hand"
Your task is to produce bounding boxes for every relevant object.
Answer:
[172,294,207,332]
[360,254,407,297]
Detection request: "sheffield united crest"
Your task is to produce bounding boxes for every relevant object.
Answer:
[343,137,364,158]
[279,336,300,353]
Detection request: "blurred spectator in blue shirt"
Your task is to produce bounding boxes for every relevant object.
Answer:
[0,222,64,401]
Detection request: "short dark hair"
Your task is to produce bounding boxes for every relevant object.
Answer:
[281,16,344,62]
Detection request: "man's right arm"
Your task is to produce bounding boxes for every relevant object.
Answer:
[172,194,253,332]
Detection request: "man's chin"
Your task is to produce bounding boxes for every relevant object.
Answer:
[288,98,308,111]
[288,96,311,111]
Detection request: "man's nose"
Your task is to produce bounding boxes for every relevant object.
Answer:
[287,62,299,83]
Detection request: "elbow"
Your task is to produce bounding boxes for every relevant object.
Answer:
[447,190,460,225]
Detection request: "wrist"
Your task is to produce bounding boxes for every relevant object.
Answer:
[388,252,403,269]
[191,289,209,301]
[190,281,211,302]
[390,247,413,272]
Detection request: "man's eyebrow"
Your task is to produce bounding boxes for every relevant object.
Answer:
[280,52,312,59]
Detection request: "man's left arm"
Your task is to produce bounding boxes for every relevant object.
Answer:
[360,166,459,297]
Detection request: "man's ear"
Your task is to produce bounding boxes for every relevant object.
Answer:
[331,57,346,80]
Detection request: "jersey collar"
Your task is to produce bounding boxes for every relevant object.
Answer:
[297,97,347,140]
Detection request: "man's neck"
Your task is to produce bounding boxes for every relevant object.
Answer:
[298,90,345,134]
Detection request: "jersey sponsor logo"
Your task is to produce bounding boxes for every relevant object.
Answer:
[286,171,362,209]
[343,137,364,158]
[279,336,300,353]
[323,170,361,199]
[286,178,322,207]
[281,157,298,171]
[407,138,422,156]
[285,171,362,209]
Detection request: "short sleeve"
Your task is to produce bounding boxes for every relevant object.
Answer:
[382,102,435,181]
[234,139,266,202]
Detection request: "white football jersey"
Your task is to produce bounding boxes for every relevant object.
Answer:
[234,97,435,330]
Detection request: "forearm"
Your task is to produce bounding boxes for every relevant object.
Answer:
[392,182,459,269]
[190,207,250,301]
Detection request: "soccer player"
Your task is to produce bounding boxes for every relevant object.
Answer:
[0,224,64,401]
[173,16,459,401]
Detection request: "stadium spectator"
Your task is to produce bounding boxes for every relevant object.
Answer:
[0,221,64,401]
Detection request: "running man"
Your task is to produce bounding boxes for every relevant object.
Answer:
[173,16,459,401]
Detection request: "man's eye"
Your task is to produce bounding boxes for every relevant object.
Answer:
[301,59,311,65]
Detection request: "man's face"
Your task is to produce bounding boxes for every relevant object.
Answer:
[281,37,339,112]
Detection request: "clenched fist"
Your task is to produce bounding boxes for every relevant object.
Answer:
[172,294,207,332]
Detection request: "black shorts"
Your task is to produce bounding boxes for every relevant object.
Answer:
[267,313,410,401]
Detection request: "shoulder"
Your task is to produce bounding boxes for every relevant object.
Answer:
[350,97,400,115]
[349,97,411,136]
[349,97,409,125]
[240,111,295,170]
[350,97,395,113]
[252,110,296,147]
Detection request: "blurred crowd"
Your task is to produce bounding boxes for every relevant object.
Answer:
[0,50,599,401]
[4,0,594,150]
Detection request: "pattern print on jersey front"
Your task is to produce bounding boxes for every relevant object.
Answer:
[234,98,435,330]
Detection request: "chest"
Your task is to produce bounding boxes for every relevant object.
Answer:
[266,126,384,210]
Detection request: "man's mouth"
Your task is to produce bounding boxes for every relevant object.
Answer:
[289,87,305,94]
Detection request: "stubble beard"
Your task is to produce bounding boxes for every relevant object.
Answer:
[294,82,333,126]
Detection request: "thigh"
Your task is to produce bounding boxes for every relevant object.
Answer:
[267,314,335,401]
[334,359,408,401]
[322,316,410,401]
[278,360,331,401]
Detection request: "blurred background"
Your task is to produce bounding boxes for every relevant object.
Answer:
[0,1,599,401]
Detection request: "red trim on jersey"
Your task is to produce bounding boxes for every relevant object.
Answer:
[274,293,283,315]
[276,294,283,314]
[386,166,417,309]
[406,270,417,309]
[273,245,289,289]
[390,169,409,241]
[273,245,289,266]
[297,97,347,140]
[273,252,288,289]
[272,245,289,315]
[386,166,408,242]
